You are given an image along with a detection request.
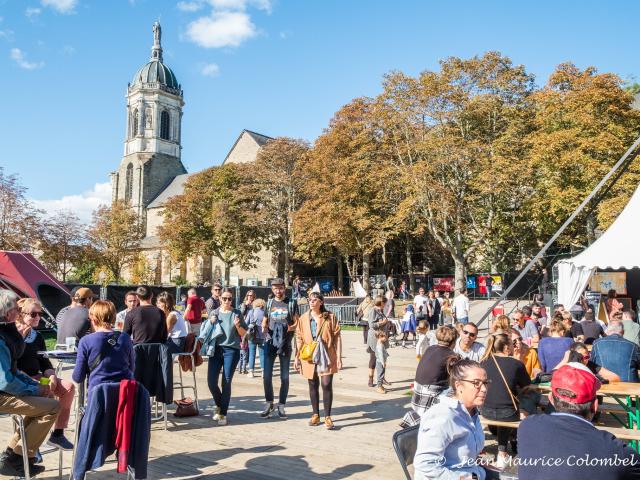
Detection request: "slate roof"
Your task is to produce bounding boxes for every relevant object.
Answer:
[147,173,191,209]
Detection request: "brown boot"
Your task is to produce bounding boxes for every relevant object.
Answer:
[368,376,374,387]
[309,414,320,426]
[375,385,386,394]
[325,416,335,430]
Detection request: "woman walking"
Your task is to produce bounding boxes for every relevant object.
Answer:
[200,288,247,426]
[156,292,188,354]
[294,292,342,429]
[365,296,388,387]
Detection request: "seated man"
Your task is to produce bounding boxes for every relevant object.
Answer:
[592,320,640,382]
[518,362,640,480]
[453,322,486,361]
[124,286,167,344]
[56,287,95,345]
[0,290,60,477]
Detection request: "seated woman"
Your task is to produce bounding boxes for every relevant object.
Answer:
[72,300,135,392]
[481,333,532,469]
[537,319,574,372]
[16,298,75,450]
[401,325,458,427]
[509,329,541,379]
[490,314,510,335]
[156,292,188,355]
[414,357,499,480]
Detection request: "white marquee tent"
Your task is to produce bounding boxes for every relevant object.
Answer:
[557,184,640,309]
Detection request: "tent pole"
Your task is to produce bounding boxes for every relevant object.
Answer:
[477,134,640,329]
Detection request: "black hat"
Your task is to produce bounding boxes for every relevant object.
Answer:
[270,278,285,287]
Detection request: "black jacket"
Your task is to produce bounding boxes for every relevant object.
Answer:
[133,343,173,404]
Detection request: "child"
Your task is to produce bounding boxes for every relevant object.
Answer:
[238,334,249,374]
[401,305,417,348]
[440,299,454,326]
[375,330,389,394]
[415,320,434,359]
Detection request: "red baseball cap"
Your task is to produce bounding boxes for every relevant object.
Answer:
[552,363,601,404]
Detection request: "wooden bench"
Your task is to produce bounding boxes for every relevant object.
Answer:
[480,416,640,443]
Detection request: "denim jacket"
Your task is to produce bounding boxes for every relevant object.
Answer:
[592,334,640,382]
[414,395,486,480]
[198,317,224,357]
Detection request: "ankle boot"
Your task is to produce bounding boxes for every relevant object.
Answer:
[368,376,374,387]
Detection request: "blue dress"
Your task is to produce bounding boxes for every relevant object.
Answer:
[401,313,417,333]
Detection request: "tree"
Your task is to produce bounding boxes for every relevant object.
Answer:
[38,211,86,282]
[529,63,640,248]
[159,163,262,285]
[242,137,310,286]
[86,200,143,281]
[377,52,536,290]
[0,167,42,251]
[294,98,399,293]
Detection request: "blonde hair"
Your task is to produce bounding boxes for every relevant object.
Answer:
[549,319,567,335]
[492,314,511,333]
[89,300,116,328]
[416,320,429,335]
[16,298,42,324]
[435,325,458,347]
[252,298,266,310]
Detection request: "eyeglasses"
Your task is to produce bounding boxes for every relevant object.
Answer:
[459,379,491,389]
[25,311,41,318]
[462,330,477,338]
[213,288,222,291]
[221,297,233,301]
[512,338,521,345]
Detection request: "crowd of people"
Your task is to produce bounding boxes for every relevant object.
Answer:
[0,278,343,477]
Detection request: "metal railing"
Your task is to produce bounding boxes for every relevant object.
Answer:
[298,304,360,326]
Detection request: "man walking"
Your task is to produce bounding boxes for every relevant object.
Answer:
[205,283,222,316]
[452,288,470,325]
[260,278,298,419]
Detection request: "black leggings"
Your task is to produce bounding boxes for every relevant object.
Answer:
[309,372,334,416]
[402,332,415,341]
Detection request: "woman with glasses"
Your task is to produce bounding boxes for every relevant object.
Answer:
[480,334,532,469]
[239,290,255,317]
[294,292,342,429]
[204,288,247,426]
[15,298,75,450]
[400,325,458,427]
[509,329,541,379]
[414,358,501,480]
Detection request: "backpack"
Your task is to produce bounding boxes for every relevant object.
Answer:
[265,297,298,326]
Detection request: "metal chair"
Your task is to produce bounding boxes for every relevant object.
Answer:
[172,337,200,411]
[392,425,419,480]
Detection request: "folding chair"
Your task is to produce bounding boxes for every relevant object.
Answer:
[391,425,419,480]
[173,337,199,411]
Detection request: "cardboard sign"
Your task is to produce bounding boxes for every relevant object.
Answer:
[589,272,627,295]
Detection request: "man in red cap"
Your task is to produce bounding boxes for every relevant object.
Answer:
[518,363,640,479]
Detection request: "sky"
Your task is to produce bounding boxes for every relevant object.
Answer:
[1,0,640,222]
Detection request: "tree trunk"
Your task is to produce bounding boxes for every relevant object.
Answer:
[283,243,291,286]
[586,213,597,245]
[453,254,467,294]
[406,236,415,295]
[336,252,344,294]
[362,253,371,294]
[224,262,231,286]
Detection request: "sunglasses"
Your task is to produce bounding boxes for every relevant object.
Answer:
[25,311,41,318]
[213,288,222,291]
[460,379,491,389]
[221,297,233,301]
[462,330,477,338]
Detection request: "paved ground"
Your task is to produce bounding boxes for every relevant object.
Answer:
[1,330,421,479]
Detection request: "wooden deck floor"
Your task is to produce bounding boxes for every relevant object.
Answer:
[1,331,417,479]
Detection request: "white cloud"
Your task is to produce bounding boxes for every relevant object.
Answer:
[41,0,78,14]
[185,10,256,48]
[61,45,76,55]
[177,1,204,12]
[26,7,42,18]
[208,0,271,12]
[32,182,112,224]
[10,48,44,70]
[201,63,220,77]
[0,29,15,41]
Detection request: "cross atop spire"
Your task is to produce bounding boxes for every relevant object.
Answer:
[151,21,163,62]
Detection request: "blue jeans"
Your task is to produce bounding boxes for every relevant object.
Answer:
[458,316,469,325]
[262,342,291,405]
[248,341,261,371]
[207,346,240,415]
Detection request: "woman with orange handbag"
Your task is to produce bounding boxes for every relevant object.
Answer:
[294,292,342,429]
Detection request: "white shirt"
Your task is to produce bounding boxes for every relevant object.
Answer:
[168,310,188,339]
[115,309,128,331]
[414,294,428,313]
[453,294,470,319]
[454,338,486,361]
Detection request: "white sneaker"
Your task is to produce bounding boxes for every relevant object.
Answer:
[213,406,221,421]
[277,404,287,419]
[495,453,509,470]
[217,415,227,426]
[248,370,254,378]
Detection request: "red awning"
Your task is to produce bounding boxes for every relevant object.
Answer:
[0,251,69,299]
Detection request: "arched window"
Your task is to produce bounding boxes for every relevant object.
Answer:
[132,109,139,137]
[124,163,134,202]
[160,110,170,140]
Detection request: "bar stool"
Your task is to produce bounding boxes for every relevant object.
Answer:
[173,338,200,411]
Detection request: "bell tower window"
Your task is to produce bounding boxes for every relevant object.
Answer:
[132,109,139,137]
[124,163,134,202]
[160,110,170,140]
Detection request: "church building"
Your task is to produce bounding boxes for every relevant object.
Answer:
[111,22,277,286]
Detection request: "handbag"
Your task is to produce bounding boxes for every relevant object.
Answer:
[173,397,198,417]
[300,316,328,362]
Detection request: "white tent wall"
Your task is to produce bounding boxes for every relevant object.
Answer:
[557,262,596,308]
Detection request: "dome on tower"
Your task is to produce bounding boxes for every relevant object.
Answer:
[130,22,182,96]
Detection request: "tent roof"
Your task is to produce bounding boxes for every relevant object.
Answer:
[0,251,69,299]
[562,184,640,269]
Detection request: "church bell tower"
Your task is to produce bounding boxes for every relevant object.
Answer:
[110,22,186,224]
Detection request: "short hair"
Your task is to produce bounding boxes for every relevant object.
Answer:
[0,290,18,321]
[622,309,636,322]
[188,288,197,295]
[252,298,266,310]
[373,296,386,308]
[512,309,523,317]
[156,291,175,312]
[16,298,42,325]
[522,305,532,317]
[136,285,153,301]
[435,325,458,346]
[607,321,624,335]
[124,290,137,300]
[465,322,478,331]
[552,391,593,418]
[89,300,116,328]
[211,282,223,292]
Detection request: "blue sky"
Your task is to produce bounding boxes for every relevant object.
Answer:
[1,0,640,221]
